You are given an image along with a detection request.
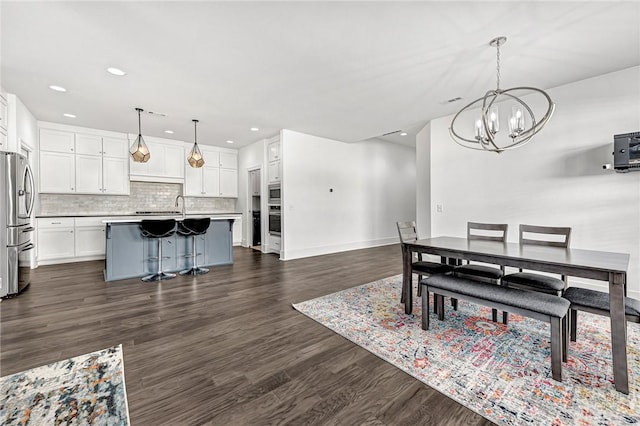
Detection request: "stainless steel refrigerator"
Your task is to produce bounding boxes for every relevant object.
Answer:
[1,152,35,298]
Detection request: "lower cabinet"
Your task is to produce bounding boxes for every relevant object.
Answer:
[104,218,235,281]
[37,217,106,264]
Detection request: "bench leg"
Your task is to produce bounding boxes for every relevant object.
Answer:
[570,309,577,342]
[451,298,458,311]
[417,275,423,297]
[562,315,568,362]
[421,288,430,330]
[437,295,445,321]
[502,311,509,325]
[491,308,498,323]
[550,317,563,382]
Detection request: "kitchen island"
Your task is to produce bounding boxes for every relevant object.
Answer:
[103,214,238,282]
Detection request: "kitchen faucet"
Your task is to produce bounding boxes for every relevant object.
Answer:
[175,195,186,219]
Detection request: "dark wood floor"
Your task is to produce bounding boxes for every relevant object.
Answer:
[1,245,493,425]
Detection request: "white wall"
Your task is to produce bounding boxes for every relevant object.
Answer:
[281,129,416,260]
[238,139,266,248]
[420,66,640,296]
[415,122,431,239]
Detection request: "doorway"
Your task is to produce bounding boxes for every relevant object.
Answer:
[247,168,262,251]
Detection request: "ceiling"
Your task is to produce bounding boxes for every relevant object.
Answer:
[2,1,639,149]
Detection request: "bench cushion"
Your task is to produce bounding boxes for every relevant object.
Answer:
[453,264,503,280]
[563,287,640,318]
[422,274,570,318]
[502,272,564,293]
[412,261,453,275]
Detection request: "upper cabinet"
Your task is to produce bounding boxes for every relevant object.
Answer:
[267,136,281,184]
[184,146,237,198]
[0,93,7,151]
[129,138,184,183]
[39,126,129,195]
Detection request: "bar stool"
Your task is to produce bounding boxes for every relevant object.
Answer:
[140,219,177,282]
[177,218,211,275]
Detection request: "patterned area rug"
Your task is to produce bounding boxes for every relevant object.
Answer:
[292,276,639,425]
[0,345,130,425]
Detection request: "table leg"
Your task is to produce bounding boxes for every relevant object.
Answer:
[609,272,628,394]
[403,244,413,315]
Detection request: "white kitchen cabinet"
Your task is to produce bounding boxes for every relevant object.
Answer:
[219,168,238,197]
[219,151,237,169]
[202,165,220,196]
[37,218,75,261]
[75,218,106,257]
[268,160,280,183]
[40,150,76,193]
[0,94,7,150]
[267,137,281,184]
[40,129,129,195]
[232,216,242,245]
[37,217,107,264]
[130,139,184,183]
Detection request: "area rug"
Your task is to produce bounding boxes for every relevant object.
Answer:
[292,275,640,425]
[0,344,130,425]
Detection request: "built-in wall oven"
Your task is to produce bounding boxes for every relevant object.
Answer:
[268,183,281,205]
[268,206,281,236]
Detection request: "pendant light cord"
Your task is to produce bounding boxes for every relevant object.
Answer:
[496,41,501,91]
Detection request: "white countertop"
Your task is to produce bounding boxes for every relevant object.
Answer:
[102,213,241,224]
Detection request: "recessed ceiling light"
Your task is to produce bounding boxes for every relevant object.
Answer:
[107,67,126,76]
[63,113,76,118]
[250,127,259,131]
[164,130,174,134]
[49,85,66,92]
[400,132,408,136]
[226,140,234,144]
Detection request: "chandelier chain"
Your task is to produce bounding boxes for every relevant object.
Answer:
[496,42,501,90]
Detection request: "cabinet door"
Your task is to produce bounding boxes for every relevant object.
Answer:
[163,144,184,178]
[102,137,128,158]
[203,220,232,266]
[184,165,203,196]
[268,160,280,183]
[40,151,76,193]
[75,134,103,156]
[75,154,103,194]
[75,225,106,256]
[200,148,219,169]
[232,217,242,245]
[37,227,75,260]
[202,166,219,197]
[103,156,129,194]
[219,168,238,197]
[267,140,280,162]
[219,152,237,169]
[146,140,166,177]
[40,129,75,153]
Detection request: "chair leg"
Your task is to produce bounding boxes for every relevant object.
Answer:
[550,317,563,382]
[491,308,498,323]
[421,289,430,330]
[570,309,577,342]
[502,311,509,325]
[417,275,423,297]
[451,298,458,311]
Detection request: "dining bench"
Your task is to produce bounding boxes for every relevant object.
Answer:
[420,274,570,382]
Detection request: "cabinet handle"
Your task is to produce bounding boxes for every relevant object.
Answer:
[70,148,74,152]
[71,187,74,190]
[70,230,73,233]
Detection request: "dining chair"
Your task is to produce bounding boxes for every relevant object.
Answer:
[452,222,508,322]
[396,221,453,304]
[501,224,572,324]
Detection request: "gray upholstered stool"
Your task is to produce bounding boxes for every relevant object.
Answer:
[563,286,640,342]
[140,219,177,282]
[177,218,211,275]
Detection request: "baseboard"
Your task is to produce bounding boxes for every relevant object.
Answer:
[37,255,105,267]
[282,237,397,261]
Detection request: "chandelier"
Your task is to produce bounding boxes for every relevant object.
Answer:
[130,107,150,163]
[449,36,555,153]
[187,119,205,168]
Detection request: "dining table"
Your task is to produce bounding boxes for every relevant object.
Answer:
[402,236,631,394]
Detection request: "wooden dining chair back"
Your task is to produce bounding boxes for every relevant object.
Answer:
[452,222,508,322]
[396,221,453,304]
[501,224,572,323]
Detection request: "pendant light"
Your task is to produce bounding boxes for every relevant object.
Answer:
[130,107,150,162]
[187,119,205,168]
[449,36,555,153]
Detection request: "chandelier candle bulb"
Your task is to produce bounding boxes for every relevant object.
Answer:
[488,107,499,134]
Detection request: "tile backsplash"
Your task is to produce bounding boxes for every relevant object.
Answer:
[38,182,237,215]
